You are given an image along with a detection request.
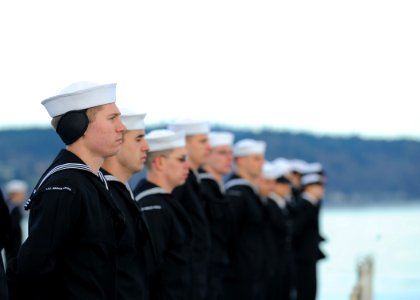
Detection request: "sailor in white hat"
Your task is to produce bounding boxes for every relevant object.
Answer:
[167,118,212,300]
[133,129,193,299]
[224,138,269,300]
[2,179,28,263]
[258,161,279,200]
[0,186,11,300]
[7,81,126,299]
[101,108,149,300]
[134,129,189,194]
[262,160,295,300]
[288,158,309,201]
[292,172,326,300]
[200,131,235,185]
[198,131,235,300]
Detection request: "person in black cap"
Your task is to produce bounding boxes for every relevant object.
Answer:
[101,109,150,300]
[133,129,193,300]
[7,81,127,300]
[1,187,11,300]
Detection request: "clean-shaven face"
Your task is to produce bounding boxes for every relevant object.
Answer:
[162,147,190,188]
[186,133,210,168]
[117,129,149,174]
[207,144,233,176]
[83,103,126,158]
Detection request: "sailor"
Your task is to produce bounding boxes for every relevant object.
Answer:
[301,161,328,267]
[288,159,308,201]
[3,179,28,263]
[198,131,234,300]
[7,81,126,300]
[0,187,11,300]
[292,173,326,300]
[167,119,211,300]
[224,138,268,300]
[101,109,150,300]
[264,159,296,300]
[254,161,281,300]
[133,129,193,300]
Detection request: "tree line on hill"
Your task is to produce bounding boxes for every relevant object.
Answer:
[1,126,419,205]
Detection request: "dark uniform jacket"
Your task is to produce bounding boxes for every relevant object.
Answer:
[1,188,11,300]
[7,149,125,300]
[291,193,323,263]
[290,192,325,300]
[102,171,149,300]
[224,174,270,300]
[4,199,23,263]
[134,179,193,300]
[198,169,232,300]
[265,195,295,300]
[171,170,210,300]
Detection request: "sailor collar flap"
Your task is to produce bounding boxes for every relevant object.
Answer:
[25,162,108,210]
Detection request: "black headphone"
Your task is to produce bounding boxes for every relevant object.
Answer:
[56,109,89,145]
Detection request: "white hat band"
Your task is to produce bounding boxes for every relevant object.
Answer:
[146,129,186,152]
[42,83,116,117]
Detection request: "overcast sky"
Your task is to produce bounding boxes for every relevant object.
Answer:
[1,0,419,140]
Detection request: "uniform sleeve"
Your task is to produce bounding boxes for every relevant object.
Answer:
[291,199,317,237]
[140,199,171,268]
[13,187,82,275]
[0,190,10,250]
[225,188,246,234]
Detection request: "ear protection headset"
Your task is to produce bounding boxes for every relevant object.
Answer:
[56,109,89,145]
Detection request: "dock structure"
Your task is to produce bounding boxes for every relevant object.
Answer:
[350,256,374,300]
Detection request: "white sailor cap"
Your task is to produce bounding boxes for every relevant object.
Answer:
[301,173,324,187]
[146,129,185,152]
[262,160,291,182]
[120,108,147,130]
[4,179,28,194]
[167,119,210,136]
[42,81,117,117]
[262,161,278,179]
[209,132,234,148]
[271,158,292,180]
[303,162,324,175]
[233,139,266,157]
[272,157,291,172]
[288,159,308,174]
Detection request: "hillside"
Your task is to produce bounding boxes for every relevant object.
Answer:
[1,126,419,205]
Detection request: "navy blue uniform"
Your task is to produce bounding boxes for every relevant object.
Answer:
[224,174,270,300]
[172,170,210,300]
[134,179,193,300]
[292,193,324,300]
[265,196,295,300]
[1,188,11,300]
[7,149,125,300]
[103,171,149,300]
[198,169,232,300]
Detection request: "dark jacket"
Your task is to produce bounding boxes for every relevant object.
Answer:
[103,171,149,300]
[223,174,271,300]
[1,188,11,300]
[265,196,295,300]
[134,179,193,300]
[198,169,232,300]
[4,200,23,263]
[7,149,125,300]
[172,170,210,300]
[291,193,322,263]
